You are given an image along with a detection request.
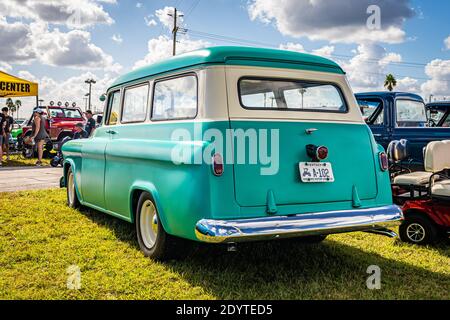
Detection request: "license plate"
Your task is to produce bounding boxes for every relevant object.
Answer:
[299,162,335,183]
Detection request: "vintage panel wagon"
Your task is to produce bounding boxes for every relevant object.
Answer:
[62,47,403,259]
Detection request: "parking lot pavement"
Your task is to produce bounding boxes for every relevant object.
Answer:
[0,167,63,193]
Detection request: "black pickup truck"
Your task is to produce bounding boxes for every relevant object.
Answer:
[356,92,450,166]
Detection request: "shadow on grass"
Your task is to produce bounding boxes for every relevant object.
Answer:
[81,207,450,300]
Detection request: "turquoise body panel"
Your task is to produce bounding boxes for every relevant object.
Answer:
[62,120,393,242]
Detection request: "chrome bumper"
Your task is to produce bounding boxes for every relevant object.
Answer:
[195,205,403,243]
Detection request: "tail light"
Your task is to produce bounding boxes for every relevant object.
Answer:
[212,153,224,176]
[317,146,328,161]
[306,144,329,161]
[379,152,389,171]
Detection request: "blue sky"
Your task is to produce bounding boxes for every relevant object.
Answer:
[1,0,449,114]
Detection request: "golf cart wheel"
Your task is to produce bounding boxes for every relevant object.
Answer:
[135,192,188,260]
[399,214,439,245]
[66,167,81,209]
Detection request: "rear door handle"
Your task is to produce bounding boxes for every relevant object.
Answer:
[106,130,117,135]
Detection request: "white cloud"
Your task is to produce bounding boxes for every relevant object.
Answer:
[145,16,158,27]
[445,36,450,50]
[279,43,335,58]
[111,34,123,44]
[312,45,335,58]
[248,0,414,44]
[0,18,121,72]
[30,22,121,72]
[136,2,143,8]
[155,6,184,30]
[133,35,210,69]
[0,0,115,29]
[421,59,450,97]
[279,43,305,53]
[0,62,13,72]
[396,77,420,92]
[341,43,403,92]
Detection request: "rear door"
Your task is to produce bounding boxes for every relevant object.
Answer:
[225,66,378,208]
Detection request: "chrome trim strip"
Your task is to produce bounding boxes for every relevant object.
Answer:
[195,205,403,243]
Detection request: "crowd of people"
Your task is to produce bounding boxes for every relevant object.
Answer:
[0,108,97,167]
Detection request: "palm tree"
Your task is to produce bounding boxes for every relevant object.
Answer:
[14,99,21,119]
[384,74,397,92]
[5,98,15,117]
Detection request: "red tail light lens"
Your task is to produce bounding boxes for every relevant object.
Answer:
[379,152,389,171]
[212,153,224,176]
[317,146,329,160]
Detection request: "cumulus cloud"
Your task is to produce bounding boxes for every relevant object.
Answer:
[396,77,420,93]
[155,6,184,30]
[0,62,13,72]
[0,0,114,29]
[248,0,414,44]
[341,43,403,92]
[279,43,335,58]
[0,18,121,72]
[133,35,211,69]
[145,16,158,27]
[421,59,450,97]
[445,36,450,50]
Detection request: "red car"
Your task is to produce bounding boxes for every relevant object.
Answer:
[390,140,450,245]
[22,105,86,145]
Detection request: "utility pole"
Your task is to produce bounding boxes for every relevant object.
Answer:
[85,78,96,111]
[168,8,184,56]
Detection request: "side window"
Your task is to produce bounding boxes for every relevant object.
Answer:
[122,84,149,123]
[152,75,197,120]
[396,100,427,128]
[357,98,384,125]
[106,91,121,126]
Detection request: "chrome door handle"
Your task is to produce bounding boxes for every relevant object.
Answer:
[305,128,318,134]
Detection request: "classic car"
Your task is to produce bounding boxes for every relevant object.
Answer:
[21,104,86,145]
[427,101,450,128]
[61,46,402,260]
[356,92,450,167]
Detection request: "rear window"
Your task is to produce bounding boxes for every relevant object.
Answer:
[239,78,347,113]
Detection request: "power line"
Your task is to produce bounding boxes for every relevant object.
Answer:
[183,0,201,21]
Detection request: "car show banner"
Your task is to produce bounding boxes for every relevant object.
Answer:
[0,71,38,98]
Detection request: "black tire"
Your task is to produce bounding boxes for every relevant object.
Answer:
[66,167,81,209]
[135,192,188,260]
[399,214,440,245]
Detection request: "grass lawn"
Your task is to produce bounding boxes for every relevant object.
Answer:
[0,188,448,300]
[1,154,51,167]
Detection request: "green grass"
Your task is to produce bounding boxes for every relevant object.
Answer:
[0,188,449,300]
[1,154,51,167]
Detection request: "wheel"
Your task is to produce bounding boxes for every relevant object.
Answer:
[135,192,188,260]
[66,167,81,209]
[399,214,440,245]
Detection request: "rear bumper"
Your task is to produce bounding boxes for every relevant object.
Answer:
[195,205,403,243]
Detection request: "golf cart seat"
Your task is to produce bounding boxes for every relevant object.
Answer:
[431,180,450,197]
[393,171,433,185]
[393,140,450,186]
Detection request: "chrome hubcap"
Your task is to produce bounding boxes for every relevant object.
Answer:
[406,223,426,242]
[68,172,75,206]
[140,200,158,249]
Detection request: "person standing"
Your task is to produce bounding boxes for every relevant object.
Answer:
[1,107,14,162]
[0,110,5,167]
[84,110,96,136]
[31,108,48,166]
